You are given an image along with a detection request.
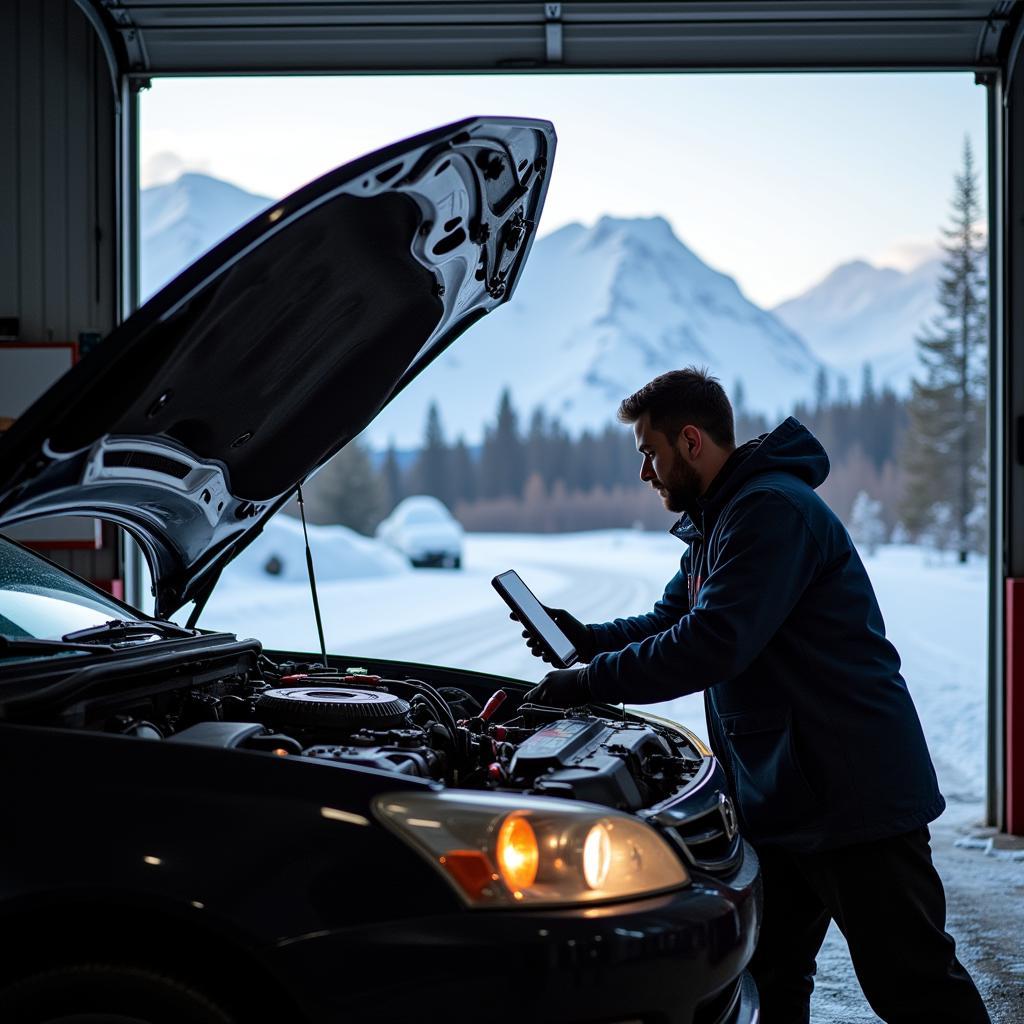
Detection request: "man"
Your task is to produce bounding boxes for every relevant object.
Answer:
[521,368,988,1024]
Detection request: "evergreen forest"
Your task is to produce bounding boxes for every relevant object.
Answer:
[297,378,910,538]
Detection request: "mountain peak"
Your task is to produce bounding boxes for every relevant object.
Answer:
[366,208,823,443]
[772,254,942,390]
[587,214,682,250]
[825,258,901,285]
[595,213,675,236]
[151,172,271,202]
[544,216,687,261]
[828,258,876,278]
[775,259,907,316]
[140,173,273,300]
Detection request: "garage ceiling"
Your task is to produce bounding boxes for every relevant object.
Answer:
[79,1,1020,76]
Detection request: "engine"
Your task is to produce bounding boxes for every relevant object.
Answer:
[94,661,706,813]
[241,665,706,810]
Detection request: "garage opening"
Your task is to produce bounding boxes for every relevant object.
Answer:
[130,69,1015,1018]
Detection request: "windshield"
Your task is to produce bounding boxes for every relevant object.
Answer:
[0,537,131,641]
[403,509,448,526]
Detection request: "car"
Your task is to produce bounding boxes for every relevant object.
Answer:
[376,494,464,568]
[0,118,760,1024]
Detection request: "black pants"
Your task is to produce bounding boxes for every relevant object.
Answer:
[748,827,990,1023]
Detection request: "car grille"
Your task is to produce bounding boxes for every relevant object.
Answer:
[661,798,743,875]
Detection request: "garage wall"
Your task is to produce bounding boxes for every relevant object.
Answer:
[0,0,121,583]
[0,0,117,346]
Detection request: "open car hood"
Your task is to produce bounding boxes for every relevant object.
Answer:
[0,118,555,617]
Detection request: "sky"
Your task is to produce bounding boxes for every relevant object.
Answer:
[140,72,986,308]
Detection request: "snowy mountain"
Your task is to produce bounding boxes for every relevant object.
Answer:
[772,258,941,394]
[140,175,826,446]
[373,216,825,445]
[140,173,272,301]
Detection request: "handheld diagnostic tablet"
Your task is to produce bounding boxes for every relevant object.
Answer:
[492,569,578,669]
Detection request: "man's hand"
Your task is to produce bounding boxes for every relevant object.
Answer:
[510,605,595,663]
[523,667,591,708]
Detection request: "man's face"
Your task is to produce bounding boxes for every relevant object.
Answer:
[634,412,704,513]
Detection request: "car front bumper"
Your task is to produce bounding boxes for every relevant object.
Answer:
[272,840,760,1023]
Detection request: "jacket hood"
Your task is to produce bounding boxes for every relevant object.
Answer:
[0,117,555,617]
[672,417,829,540]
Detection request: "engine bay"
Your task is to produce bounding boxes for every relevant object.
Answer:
[64,654,707,813]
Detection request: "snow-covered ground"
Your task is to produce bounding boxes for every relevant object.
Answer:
[205,526,987,801]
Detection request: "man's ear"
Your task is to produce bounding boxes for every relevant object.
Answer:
[679,424,703,461]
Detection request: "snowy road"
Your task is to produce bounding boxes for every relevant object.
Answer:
[362,561,661,683]
[362,565,647,675]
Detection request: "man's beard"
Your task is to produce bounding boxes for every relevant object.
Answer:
[656,452,704,513]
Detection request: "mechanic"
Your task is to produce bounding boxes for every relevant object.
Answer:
[520,367,989,1024]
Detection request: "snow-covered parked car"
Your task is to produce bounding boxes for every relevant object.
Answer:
[375,494,463,568]
[0,119,759,1024]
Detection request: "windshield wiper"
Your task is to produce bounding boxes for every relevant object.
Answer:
[62,618,196,644]
[0,635,113,656]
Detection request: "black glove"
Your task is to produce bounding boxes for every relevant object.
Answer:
[510,605,596,664]
[523,667,592,708]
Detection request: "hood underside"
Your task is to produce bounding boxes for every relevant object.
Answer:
[0,117,555,616]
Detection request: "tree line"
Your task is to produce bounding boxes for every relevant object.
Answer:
[295,379,911,537]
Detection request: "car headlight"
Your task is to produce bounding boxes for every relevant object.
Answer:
[373,791,689,908]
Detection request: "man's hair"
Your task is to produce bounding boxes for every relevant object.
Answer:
[617,367,736,447]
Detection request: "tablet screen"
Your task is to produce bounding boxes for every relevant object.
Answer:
[493,570,577,667]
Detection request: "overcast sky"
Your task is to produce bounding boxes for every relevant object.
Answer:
[141,72,986,308]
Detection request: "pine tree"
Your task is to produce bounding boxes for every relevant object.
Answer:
[544,417,573,489]
[860,363,884,469]
[381,440,404,513]
[902,137,987,561]
[525,408,549,483]
[413,402,451,506]
[479,388,526,499]
[572,429,600,492]
[733,378,747,416]
[814,366,829,411]
[861,362,875,402]
[450,437,477,504]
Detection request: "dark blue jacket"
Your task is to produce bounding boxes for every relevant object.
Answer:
[583,418,944,851]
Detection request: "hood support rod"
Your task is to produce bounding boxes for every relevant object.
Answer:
[297,484,328,666]
[185,565,223,631]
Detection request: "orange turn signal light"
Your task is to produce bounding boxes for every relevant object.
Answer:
[440,850,495,900]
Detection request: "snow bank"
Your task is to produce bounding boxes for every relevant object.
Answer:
[222,515,410,585]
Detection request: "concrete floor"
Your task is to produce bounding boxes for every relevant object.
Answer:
[809,797,1024,1023]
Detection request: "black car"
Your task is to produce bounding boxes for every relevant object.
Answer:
[0,119,760,1024]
